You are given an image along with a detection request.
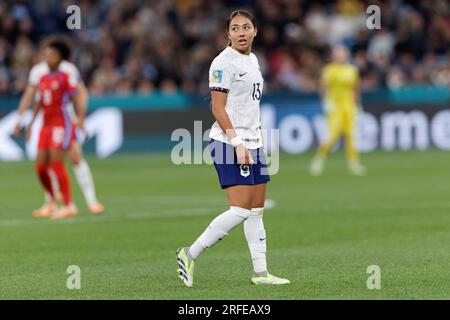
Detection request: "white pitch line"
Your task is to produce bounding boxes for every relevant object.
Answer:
[0,207,220,228]
[2,200,450,228]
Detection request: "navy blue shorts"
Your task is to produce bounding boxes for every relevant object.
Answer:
[209,139,270,189]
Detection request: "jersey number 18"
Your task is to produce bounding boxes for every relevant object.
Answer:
[43,89,52,105]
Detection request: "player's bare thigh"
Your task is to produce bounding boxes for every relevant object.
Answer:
[251,183,266,208]
[225,183,266,210]
[68,141,84,165]
[36,149,50,165]
[50,147,68,162]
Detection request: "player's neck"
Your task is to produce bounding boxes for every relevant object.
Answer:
[230,45,251,56]
[47,62,61,73]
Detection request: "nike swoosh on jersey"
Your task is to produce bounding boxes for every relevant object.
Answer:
[239,72,247,77]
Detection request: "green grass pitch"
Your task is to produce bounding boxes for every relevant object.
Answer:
[0,150,450,299]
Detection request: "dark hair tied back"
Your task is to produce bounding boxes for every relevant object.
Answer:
[46,38,72,61]
[226,9,256,31]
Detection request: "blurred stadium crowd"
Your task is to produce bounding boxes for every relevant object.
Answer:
[0,0,449,96]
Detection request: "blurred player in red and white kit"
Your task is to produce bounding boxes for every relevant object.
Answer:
[13,37,104,218]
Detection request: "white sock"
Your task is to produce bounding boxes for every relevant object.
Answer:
[188,206,251,260]
[244,207,268,276]
[44,192,52,204]
[73,159,98,206]
[44,169,59,203]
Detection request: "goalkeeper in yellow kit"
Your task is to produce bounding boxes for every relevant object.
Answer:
[310,45,367,176]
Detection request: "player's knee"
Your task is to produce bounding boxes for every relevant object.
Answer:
[201,206,250,248]
[230,206,251,219]
[69,143,84,164]
[229,200,252,210]
[251,201,265,211]
[71,157,81,165]
[70,152,83,165]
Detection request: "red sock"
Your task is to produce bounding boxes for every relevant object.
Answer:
[50,161,72,206]
[36,163,54,199]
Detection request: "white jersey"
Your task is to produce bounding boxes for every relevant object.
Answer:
[28,60,81,121]
[208,46,264,150]
[28,60,80,87]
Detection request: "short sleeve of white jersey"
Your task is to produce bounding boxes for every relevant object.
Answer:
[209,57,233,93]
[60,61,81,87]
[28,63,47,86]
[27,61,81,87]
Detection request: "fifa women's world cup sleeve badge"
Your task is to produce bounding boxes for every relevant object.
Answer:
[211,69,223,84]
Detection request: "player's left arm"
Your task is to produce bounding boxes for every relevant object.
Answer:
[320,66,334,114]
[70,81,88,131]
[65,63,88,130]
[13,85,37,136]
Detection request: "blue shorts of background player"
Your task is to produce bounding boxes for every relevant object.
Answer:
[209,139,270,189]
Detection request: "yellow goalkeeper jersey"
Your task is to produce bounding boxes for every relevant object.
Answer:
[321,62,359,109]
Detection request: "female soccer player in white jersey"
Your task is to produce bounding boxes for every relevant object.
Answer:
[177,10,289,287]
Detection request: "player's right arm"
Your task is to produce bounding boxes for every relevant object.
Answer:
[320,65,334,115]
[13,85,37,136]
[211,91,253,165]
[209,59,252,165]
[24,100,42,141]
